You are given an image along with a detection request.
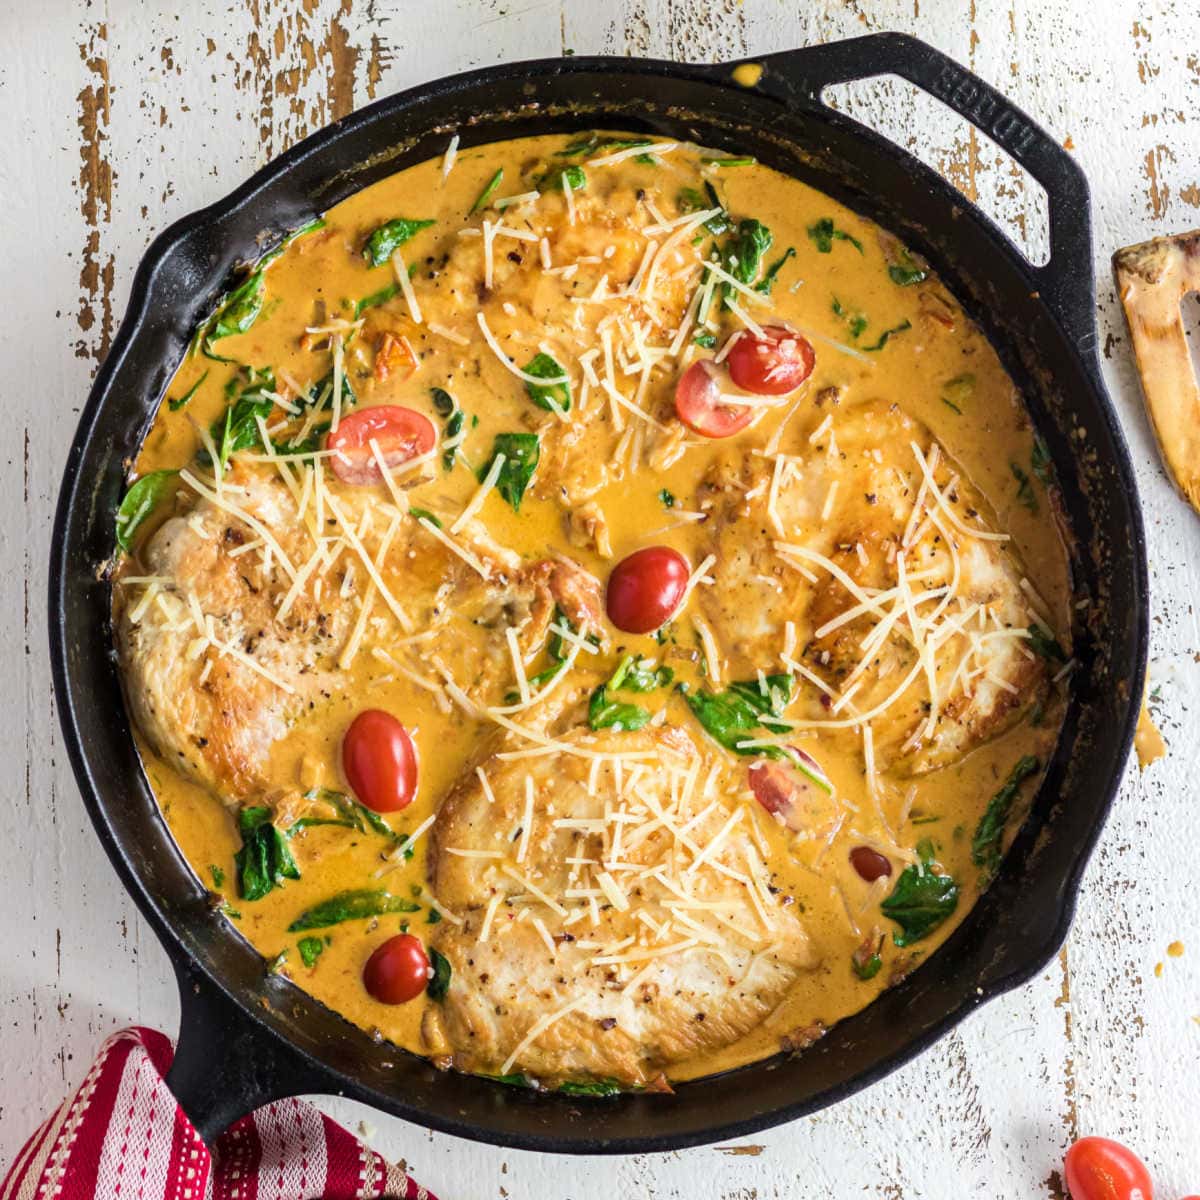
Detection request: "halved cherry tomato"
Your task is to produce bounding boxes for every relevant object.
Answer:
[342,709,418,813]
[326,405,436,485]
[727,325,815,396]
[363,934,431,1004]
[749,750,834,834]
[673,360,754,439]
[605,546,690,634]
[1064,1137,1153,1200]
[849,846,892,882]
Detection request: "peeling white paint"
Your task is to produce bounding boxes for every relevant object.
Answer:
[2,0,1199,1194]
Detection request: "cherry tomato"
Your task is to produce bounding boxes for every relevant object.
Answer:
[748,750,833,834]
[326,405,436,485]
[605,546,690,634]
[849,846,892,882]
[363,934,431,1004]
[726,325,815,396]
[342,709,418,813]
[1064,1137,1153,1200]
[674,360,754,439]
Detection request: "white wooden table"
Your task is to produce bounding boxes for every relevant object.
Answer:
[4,2,1198,1194]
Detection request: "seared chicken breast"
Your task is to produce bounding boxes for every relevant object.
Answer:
[118,463,606,799]
[423,720,814,1086]
[698,399,1047,773]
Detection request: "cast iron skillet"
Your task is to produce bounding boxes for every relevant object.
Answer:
[49,32,1147,1153]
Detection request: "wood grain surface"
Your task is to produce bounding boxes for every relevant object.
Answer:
[2,2,1198,1195]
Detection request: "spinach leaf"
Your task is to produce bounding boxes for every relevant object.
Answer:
[307,368,356,413]
[409,507,442,528]
[203,368,276,468]
[852,934,884,980]
[168,370,209,412]
[658,488,676,508]
[880,855,958,947]
[487,1072,536,1089]
[427,947,452,999]
[679,675,794,758]
[807,217,863,254]
[860,320,911,352]
[887,251,928,286]
[235,806,300,902]
[363,218,435,266]
[1031,435,1053,485]
[297,936,325,968]
[190,219,324,357]
[353,281,399,318]
[287,888,420,932]
[1011,461,1038,512]
[479,433,539,512]
[608,655,672,693]
[704,155,756,167]
[471,168,504,213]
[524,352,571,413]
[206,272,265,344]
[721,218,773,303]
[273,421,329,456]
[430,388,467,470]
[588,685,651,732]
[115,470,178,552]
[756,247,796,295]
[677,184,730,236]
[692,332,717,349]
[557,134,652,159]
[971,755,1040,872]
[303,788,398,841]
[1027,624,1066,663]
[537,165,586,192]
[209,864,226,888]
[442,410,465,470]
[558,1079,622,1097]
[941,372,975,415]
[832,296,868,340]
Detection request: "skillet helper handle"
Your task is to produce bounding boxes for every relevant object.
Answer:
[745,32,1096,354]
[167,961,324,1146]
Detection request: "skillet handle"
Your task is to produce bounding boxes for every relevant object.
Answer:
[166,960,326,1146]
[742,32,1096,354]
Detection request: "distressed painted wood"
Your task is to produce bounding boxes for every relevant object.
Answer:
[2,1,1198,1193]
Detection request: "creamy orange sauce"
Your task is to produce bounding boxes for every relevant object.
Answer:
[117,133,1071,1088]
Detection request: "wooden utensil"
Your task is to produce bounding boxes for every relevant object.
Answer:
[1114,230,1200,511]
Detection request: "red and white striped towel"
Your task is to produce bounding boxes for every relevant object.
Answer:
[0,1028,436,1200]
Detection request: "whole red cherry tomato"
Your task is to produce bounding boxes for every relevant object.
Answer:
[849,846,893,882]
[605,546,690,634]
[342,709,418,813]
[1064,1137,1153,1200]
[674,360,754,438]
[363,934,430,1004]
[726,325,815,396]
[327,405,436,484]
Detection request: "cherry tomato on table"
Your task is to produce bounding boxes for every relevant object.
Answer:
[363,934,431,1004]
[326,404,435,485]
[1064,1137,1153,1200]
[605,546,690,635]
[674,360,754,438]
[726,325,815,396]
[342,709,418,813]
